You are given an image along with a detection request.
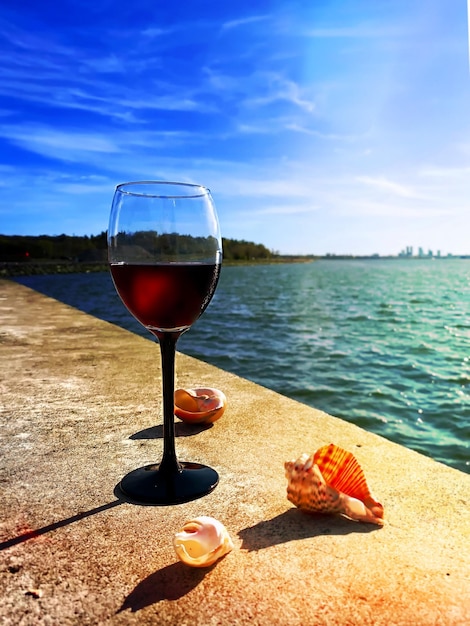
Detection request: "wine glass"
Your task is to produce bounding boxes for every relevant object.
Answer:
[108,181,222,505]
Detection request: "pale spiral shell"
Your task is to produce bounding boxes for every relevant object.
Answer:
[173,516,234,567]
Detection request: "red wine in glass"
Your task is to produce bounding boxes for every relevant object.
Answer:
[108,181,222,505]
[110,263,220,333]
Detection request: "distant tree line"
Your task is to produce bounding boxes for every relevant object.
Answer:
[222,238,273,261]
[0,233,274,262]
[0,233,107,262]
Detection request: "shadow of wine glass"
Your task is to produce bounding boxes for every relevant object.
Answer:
[238,508,381,552]
[130,421,213,440]
[0,500,123,550]
[118,561,209,614]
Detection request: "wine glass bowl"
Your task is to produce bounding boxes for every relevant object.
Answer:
[108,181,222,505]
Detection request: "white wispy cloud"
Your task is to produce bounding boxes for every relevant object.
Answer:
[56,181,112,195]
[0,18,216,122]
[419,164,470,178]
[236,114,320,135]
[304,24,406,39]
[242,74,315,113]
[284,123,359,142]
[0,21,75,58]
[336,199,454,219]
[1,126,120,160]
[82,55,127,74]
[140,27,174,38]
[202,65,316,117]
[355,175,423,199]
[252,203,318,216]
[221,15,270,31]
[229,178,314,198]
[0,70,215,121]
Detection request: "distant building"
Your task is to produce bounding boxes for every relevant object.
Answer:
[399,246,414,257]
[397,246,448,259]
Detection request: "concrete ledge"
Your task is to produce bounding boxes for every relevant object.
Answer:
[1,278,469,625]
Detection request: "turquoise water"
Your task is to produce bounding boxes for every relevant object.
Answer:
[15,259,470,474]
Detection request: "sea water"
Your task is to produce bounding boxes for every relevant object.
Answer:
[14,259,470,474]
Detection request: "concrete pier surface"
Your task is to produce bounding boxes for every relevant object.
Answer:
[1,278,469,625]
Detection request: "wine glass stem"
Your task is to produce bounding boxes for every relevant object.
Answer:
[157,332,182,475]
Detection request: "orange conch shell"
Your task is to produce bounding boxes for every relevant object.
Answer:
[284,444,384,525]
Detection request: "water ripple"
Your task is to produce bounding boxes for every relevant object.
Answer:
[14,258,470,474]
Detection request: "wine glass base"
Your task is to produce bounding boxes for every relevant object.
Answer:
[118,462,219,505]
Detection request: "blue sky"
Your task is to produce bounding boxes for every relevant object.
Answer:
[0,0,469,255]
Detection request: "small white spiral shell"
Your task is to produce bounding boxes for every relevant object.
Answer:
[173,516,234,567]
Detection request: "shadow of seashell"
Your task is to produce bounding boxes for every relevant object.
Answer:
[238,508,380,552]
